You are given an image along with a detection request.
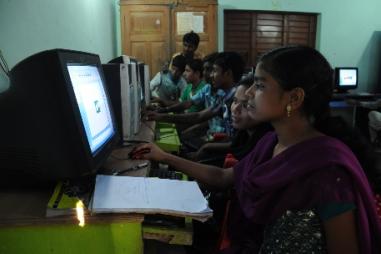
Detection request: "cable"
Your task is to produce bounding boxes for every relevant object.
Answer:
[110,154,129,160]
[158,133,177,139]
[122,140,150,144]
[141,120,155,134]
[0,50,10,77]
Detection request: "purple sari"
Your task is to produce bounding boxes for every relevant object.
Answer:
[225,132,381,253]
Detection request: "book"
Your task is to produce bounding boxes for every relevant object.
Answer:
[46,179,93,217]
[90,175,213,222]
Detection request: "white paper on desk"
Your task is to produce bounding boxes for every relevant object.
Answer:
[91,175,212,216]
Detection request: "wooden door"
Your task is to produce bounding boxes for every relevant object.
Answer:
[121,5,170,77]
[172,2,217,59]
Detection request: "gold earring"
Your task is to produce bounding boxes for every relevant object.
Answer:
[286,104,292,117]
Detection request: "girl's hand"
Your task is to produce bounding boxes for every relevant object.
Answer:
[132,143,167,162]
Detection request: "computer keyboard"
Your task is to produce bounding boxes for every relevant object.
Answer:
[345,93,376,101]
[332,92,377,101]
[149,167,183,180]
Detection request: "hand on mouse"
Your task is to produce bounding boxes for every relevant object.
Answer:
[131,143,167,161]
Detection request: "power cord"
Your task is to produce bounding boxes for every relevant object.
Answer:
[141,119,155,134]
[0,50,10,77]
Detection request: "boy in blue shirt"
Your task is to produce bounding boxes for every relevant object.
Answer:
[150,55,187,106]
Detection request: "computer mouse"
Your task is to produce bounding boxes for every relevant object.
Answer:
[128,147,151,159]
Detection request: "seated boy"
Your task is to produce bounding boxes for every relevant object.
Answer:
[150,54,187,107]
[179,58,206,113]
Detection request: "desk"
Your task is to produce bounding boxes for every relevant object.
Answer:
[0,122,155,254]
[330,98,381,137]
[0,188,144,254]
[0,121,193,253]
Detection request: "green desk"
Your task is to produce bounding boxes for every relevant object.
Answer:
[155,122,181,153]
[0,189,144,254]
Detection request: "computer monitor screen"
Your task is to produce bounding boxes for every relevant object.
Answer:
[335,67,358,91]
[0,49,119,186]
[67,65,114,153]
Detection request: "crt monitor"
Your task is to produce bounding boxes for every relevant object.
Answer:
[334,67,358,92]
[0,49,119,186]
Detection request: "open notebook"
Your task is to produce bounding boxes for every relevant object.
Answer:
[90,175,213,222]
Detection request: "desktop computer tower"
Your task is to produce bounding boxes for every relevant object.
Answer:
[144,64,151,106]
[137,62,151,107]
[128,62,141,135]
[102,63,134,141]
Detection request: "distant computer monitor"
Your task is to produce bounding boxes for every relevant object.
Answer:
[334,67,358,92]
[0,49,119,186]
[102,63,134,141]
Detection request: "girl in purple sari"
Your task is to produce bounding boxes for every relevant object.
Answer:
[135,46,381,253]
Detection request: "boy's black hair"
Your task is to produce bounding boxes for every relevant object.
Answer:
[202,52,219,64]
[171,54,187,72]
[183,31,200,48]
[214,52,245,83]
[186,59,204,78]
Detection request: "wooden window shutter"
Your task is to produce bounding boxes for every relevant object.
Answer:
[224,10,317,68]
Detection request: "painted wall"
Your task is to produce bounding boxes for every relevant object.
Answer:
[1,1,381,92]
[218,0,381,92]
[0,0,119,92]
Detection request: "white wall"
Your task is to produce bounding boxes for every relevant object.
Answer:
[0,0,119,92]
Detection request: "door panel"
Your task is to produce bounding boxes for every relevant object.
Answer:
[121,5,170,77]
[172,4,217,58]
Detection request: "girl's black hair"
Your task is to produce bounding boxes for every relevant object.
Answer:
[259,46,333,124]
[259,45,381,193]
[238,72,254,88]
